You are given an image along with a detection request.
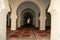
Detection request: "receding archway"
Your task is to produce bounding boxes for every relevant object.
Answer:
[17,1,40,27]
[21,8,36,27]
[22,12,33,26]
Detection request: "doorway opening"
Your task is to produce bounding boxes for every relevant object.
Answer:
[23,12,33,26]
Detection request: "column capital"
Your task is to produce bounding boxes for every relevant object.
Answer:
[10,10,17,19]
[0,8,10,16]
[40,14,47,20]
[48,0,60,15]
[39,10,47,20]
[48,8,59,16]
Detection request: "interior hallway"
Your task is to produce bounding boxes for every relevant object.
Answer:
[7,24,50,40]
[1,0,60,40]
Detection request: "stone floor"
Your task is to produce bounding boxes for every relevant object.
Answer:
[7,25,50,40]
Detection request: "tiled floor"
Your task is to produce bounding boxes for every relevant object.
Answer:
[7,25,50,40]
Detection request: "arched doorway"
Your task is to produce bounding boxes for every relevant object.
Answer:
[21,8,35,27]
[17,1,40,28]
[22,12,33,26]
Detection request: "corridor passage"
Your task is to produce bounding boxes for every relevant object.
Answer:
[7,25,50,40]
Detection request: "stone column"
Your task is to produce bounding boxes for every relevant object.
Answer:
[49,9,60,40]
[48,0,60,40]
[0,9,8,40]
[0,0,10,40]
[17,16,21,27]
[40,11,47,30]
[10,10,17,30]
[35,13,39,27]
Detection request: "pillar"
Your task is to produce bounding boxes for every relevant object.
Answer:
[0,9,10,40]
[49,9,60,40]
[40,11,47,30]
[0,0,10,40]
[48,0,60,40]
[10,10,17,30]
[35,13,39,27]
[0,10,8,40]
[17,16,21,27]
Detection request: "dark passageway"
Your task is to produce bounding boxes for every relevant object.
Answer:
[23,12,33,26]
